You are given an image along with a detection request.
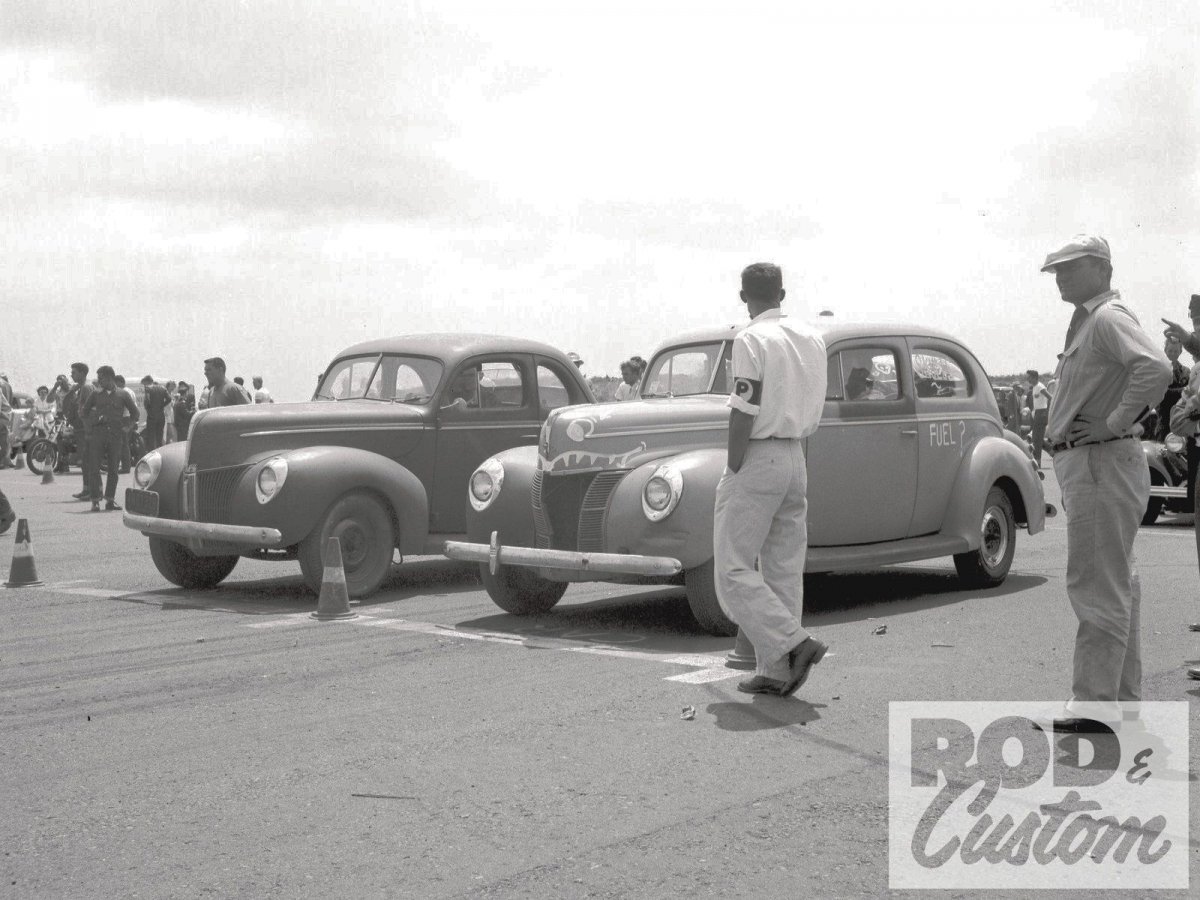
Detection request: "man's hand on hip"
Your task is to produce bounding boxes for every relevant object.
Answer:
[1066,414,1117,445]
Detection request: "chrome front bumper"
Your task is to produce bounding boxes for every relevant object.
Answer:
[123,513,283,548]
[444,531,681,577]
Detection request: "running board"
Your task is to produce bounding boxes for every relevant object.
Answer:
[807,535,971,573]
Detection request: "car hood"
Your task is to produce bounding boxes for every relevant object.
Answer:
[541,397,728,474]
[186,400,429,469]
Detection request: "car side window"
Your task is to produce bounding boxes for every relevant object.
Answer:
[442,361,525,413]
[537,365,572,414]
[827,349,899,401]
[912,350,970,398]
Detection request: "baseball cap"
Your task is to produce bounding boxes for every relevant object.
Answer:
[1040,234,1111,273]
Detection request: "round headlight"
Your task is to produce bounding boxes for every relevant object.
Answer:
[469,458,505,511]
[134,450,162,488]
[255,457,289,504]
[642,465,683,522]
[1164,433,1185,454]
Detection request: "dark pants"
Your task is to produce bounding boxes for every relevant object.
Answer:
[1188,439,1200,508]
[0,487,11,517]
[87,429,123,501]
[1031,409,1048,465]
[79,430,96,493]
[0,422,10,468]
[143,418,164,451]
[120,425,132,472]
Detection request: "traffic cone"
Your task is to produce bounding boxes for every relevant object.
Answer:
[724,626,756,670]
[310,536,356,620]
[4,519,43,588]
[40,455,55,484]
[14,451,24,470]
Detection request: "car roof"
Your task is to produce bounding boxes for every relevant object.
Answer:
[331,334,576,368]
[651,319,965,354]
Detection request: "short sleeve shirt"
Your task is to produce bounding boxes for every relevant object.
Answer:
[208,382,251,408]
[727,308,827,439]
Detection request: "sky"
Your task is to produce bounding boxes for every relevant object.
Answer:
[2,0,1199,401]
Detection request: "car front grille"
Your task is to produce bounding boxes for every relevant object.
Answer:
[532,469,628,552]
[195,464,251,523]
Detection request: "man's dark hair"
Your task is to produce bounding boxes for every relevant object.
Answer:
[114,374,126,387]
[233,376,244,386]
[1026,369,1039,379]
[71,362,89,376]
[37,385,48,394]
[204,357,227,371]
[741,263,783,301]
[141,375,154,385]
[96,365,115,379]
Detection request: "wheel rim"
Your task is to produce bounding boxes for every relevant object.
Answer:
[333,520,370,569]
[980,505,1008,570]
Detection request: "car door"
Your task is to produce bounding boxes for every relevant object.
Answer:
[907,339,987,537]
[433,354,541,534]
[805,338,918,546]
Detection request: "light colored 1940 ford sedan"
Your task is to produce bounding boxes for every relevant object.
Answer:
[446,321,1055,635]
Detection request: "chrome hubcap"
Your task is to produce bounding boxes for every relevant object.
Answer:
[980,505,1008,569]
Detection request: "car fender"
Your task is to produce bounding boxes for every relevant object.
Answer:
[142,441,191,518]
[1140,440,1172,484]
[227,446,429,551]
[604,447,726,571]
[941,436,1046,546]
[465,445,540,547]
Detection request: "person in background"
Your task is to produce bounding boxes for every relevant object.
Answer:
[162,381,178,443]
[232,376,254,403]
[32,386,54,433]
[139,376,172,451]
[0,485,15,535]
[1026,370,1052,467]
[173,381,196,440]
[203,358,251,408]
[1156,337,1190,441]
[0,379,11,469]
[67,363,96,497]
[252,375,273,404]
[80,365,139,512]
[114,375,137,473]
[614,360,640,401]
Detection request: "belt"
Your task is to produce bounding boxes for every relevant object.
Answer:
[1050,435,1135,453]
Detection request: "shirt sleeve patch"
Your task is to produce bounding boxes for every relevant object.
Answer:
[732,377,762,409]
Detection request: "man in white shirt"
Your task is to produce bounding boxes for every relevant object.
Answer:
[1025,369,1052,466]
[252,376,274,404]
[713,262,829,697]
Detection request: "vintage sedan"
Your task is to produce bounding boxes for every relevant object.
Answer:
[123,335,593,595]
[447,322,1055,634]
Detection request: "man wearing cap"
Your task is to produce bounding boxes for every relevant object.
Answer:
[713,262,829,696]
[1040,235,1170,732]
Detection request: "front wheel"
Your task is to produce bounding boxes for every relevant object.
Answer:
[1141,471,1165,526]
[149,536,239,589]
[684,559,737,636]
[481,563,567,614]
[25,439,57,476]
[298,492,395,598]
[953,486,1016,587]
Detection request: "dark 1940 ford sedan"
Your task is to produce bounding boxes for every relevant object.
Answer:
[123,335,592,596]
[446,321,1055,634]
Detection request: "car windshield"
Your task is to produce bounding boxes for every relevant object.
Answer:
[642,342,729,397]
[315,354,444,403]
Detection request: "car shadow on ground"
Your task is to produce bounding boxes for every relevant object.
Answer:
[114,558,481,616]
[706,698,826,732]
[454,568,1049,656]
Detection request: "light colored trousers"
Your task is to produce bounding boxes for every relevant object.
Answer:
[713,439,811,681]
[1053,440,1147,718]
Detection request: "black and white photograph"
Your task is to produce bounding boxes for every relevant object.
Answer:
[2,1,1198,896]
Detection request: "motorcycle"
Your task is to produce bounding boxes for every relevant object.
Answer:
[1141,431,1192,525]
[24,416,145,476]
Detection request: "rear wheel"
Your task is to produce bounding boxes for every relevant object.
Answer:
[684,559,737,636]
[298,492,395,598]
[1141,471,1165,526]
[481,564,568,614]
[149,536,239,589]
[25,439,56,476]
[953,486,1016,587]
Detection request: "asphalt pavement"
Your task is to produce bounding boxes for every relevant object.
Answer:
[1,466,1198,899]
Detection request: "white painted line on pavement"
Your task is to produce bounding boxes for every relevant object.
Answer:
[251,612,743,683]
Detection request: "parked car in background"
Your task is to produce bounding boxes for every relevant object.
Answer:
[123,335,593,595]
[1140,431,1192,525]
[448,322,1055,634]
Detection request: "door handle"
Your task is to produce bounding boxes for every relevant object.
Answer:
[900,429,919,436]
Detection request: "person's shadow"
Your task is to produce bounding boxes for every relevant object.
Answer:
[707,697,825,732]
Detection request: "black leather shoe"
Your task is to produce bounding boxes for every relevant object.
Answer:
[73,490,91,500]
[1031,716,1113,734]
[105,501,122,511]
[1188,667,1200,680]
[780,637,829,696]
[1188,624,1200,632]
[736,676,786,695]
[90,501,101,512]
